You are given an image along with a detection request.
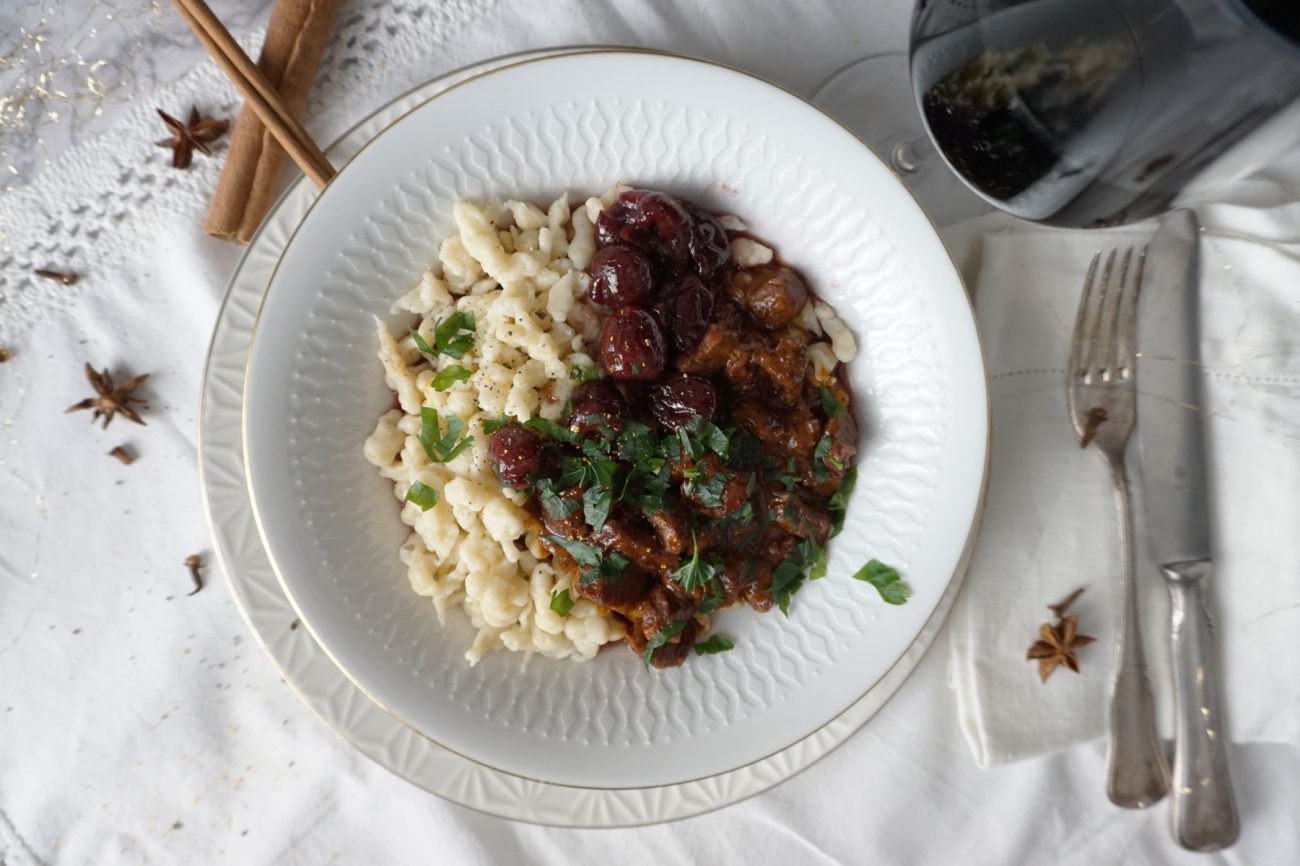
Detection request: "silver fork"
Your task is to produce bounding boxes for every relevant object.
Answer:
[1067,247,1170,808]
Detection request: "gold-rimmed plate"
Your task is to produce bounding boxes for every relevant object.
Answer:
[206,48,987,818]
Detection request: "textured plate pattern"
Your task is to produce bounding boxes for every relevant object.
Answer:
[242,52,987,789]
[202,49,982,825]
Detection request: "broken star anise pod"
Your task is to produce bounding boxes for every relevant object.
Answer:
[1026,586,1096,683]
[156,106,229,169]
[67,363,149,429]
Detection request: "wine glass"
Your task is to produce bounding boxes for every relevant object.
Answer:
[816,0,1300,228]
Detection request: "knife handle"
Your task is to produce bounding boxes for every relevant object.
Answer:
[1165,561,1240,851]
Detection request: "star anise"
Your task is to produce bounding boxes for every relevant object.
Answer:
[1027,586,1096,683]
[66,363,149,429]
[155,106,229,169]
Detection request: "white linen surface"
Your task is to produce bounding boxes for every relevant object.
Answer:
[952,197,1300,768]
[1,1,1298,864]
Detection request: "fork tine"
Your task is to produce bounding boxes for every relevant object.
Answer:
[1113,246,1146,382]
[1100,248,1132,382]
[1076,249,1116,383]
[1070,252,1103,380]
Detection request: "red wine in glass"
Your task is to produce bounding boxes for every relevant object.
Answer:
[911,0,1300,227]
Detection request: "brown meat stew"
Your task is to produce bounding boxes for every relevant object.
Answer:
[486,189,859,668]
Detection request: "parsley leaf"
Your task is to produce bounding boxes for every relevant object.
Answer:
[670,532,725,593]
[813,434,834,482]
[591,552,630,585]
[583,484,613,530]
[535,479,579,520]
[549,589,575,616]
[524,416,578,444]
[544,535,627,587]
[683,414,729,458]
[820,386,846,419]
[433,310,476,358]
[417,407,474,464]
[684,468,731,509]
[770,554,806,616]
[431,364,471,391]
[404,481,439,511]
[557,455,595,489]
[481,415,511,435]
[616,420,659,463]
[642,620,687,668]
[408,327,436,356]
[828,466,857,537]
[694,634,734,655]
[769,537,828,616]
[853,559,911,605]
[569,364,601,382]
[545,534,601,567]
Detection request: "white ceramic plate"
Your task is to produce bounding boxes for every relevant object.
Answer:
[242,50,987,789]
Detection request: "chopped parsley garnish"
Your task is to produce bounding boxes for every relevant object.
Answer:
[481,415,511,435]
[557,455,596,488]
[669,532,724,593]
[524,416,578,444]
[431,364,471,391]
[770,536,828,616]
[433,310,476,358]
[683,467,731,509]
[853,559,911,605]
[546,534,601,567]
[828,466,857,537]
[417,407,473,464]
[813,434,834,482]
[404,481,439,511]
[583,484,613,530]
[569,364,601,382]
[694,634,735,655]
[642,620,687,667]
[408,327,436,356]
[535,479,579,520]
[544,535,628,586]
[683,414,729,459]
[549,589,575,616]
[820,386,845,419]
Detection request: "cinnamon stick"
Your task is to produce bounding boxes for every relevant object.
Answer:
[204,0,341,243]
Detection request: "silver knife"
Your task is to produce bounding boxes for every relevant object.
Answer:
[1135,209,1240,852]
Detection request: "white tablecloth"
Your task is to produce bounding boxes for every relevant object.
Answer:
[1,1,1297,863]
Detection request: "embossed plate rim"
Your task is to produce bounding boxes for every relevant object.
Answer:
[203,47,987,818]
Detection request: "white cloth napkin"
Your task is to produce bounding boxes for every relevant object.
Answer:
[952,194,1300,766]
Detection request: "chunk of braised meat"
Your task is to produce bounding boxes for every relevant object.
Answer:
[590,516,679,574]
[571,565,658,617]
[588,243,656,308]
[749,333,808,406]
[568,379,628,434]
[681,454,749,518]
[646,618,700,668]
[731,398,823,464]
[665,272,716,353]
[729,264,809,330]
[599,307,667,380]
[537,486,587,539]
[674,322,739,377]
[720,555,775,612]
[764,485,833,544]
[487,424,543,487]
[647,508,689,556]
[682,202,731,283]
[623,581,701,668]
[649,373,717,430]
[596,190,693,269]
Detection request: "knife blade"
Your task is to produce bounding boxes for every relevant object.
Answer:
[1135,208,1209,564]
[1136,208,1240,852]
